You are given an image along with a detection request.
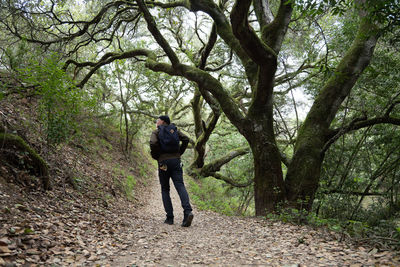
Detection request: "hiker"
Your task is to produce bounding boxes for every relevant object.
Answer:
[149,115,194,227]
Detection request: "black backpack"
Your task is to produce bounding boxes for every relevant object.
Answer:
[158,124,180,153]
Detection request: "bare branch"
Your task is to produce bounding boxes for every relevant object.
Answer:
[384,100,400,117]
[201,146,250,174]
[274,61,320,86]
[137,0,180,66]
[324,116,400,153]
[205,172,253,188]
[198,24,217,69]
[126,109,158,120]
[204,50,233,72]
[321,189,386,196]
[1,0,137,53]
[69,49,155,88]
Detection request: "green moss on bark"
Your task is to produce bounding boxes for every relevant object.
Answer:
[0,132,50,189]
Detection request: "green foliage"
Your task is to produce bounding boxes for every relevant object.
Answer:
[292,0,400,26]
[1,0,398,247]
[188,176,253,216]
[18,53,95,145]
[188,178,235,216]
[291,0,353,18]
[3,40,30,70]
[266,207,308,224]
[112,165,137,201]
[138,163,150,182]
[124,174,137,201]
[266,207,398,244]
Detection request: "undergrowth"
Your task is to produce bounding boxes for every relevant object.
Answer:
[187,176,254,216]
[266,207,400,250]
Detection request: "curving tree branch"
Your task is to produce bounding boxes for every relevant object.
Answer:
[145,1,189,9]
[204,172,253,188]
[67,49,155,88]
[0,1,138,55]
[201,146,250,174]
[135,1,248,133]
[136,0,180,66]
[185,0,258,89]
[274,60,321,86]
[231,0,276,65]
[191,146,253,188]
[323,116,400,153]
[253,0,274,26]
[262,0,293,54]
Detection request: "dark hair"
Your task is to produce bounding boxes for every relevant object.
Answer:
[158,115,170,125]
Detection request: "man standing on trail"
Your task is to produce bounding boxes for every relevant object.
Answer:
[150,115,194,227]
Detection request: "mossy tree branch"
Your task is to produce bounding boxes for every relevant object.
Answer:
[285,12,382,209]
[203,172,253,188]
[136,1,249,134]
[185,0,258,90]
[323,116,400,153]
[262,0,293,53]
[201,146,250,174]
[64,49,155,88]
[189,146,252,188]
[231,0,276,65]
[300,18,380,134]
[190,22,221,168]
[137,0,180,66]
[253,0,274,27]
[1,1,138,56]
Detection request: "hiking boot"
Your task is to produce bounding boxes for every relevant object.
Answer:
[181,212,194,227]
[164,217,174,225]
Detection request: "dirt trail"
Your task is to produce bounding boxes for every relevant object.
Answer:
[107,175,400,267]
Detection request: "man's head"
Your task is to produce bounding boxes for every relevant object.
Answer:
[157,115,170,126]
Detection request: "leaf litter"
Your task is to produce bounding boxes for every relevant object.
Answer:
[1,176,400,266]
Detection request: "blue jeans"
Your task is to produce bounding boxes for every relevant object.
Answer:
[158,158,192,218]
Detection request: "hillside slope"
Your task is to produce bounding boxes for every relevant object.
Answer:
[0,95,154,266]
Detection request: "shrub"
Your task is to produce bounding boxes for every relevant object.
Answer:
[187,176,252,216]
[19,53,95,145]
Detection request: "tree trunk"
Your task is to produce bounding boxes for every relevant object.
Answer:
[190,89,206,168]
[284,126,327,210]
[245,99,285,215]
[284,16,379,210]
[250,134,285,215]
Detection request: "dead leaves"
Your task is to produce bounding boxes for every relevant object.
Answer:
[111,184,400,267]
[0,182,140,266]
[1,136,399,267]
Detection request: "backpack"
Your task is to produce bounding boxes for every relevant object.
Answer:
[158,124,180,153]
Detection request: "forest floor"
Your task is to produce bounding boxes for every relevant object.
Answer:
[106,176,400,267]
[2,171,400,267]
